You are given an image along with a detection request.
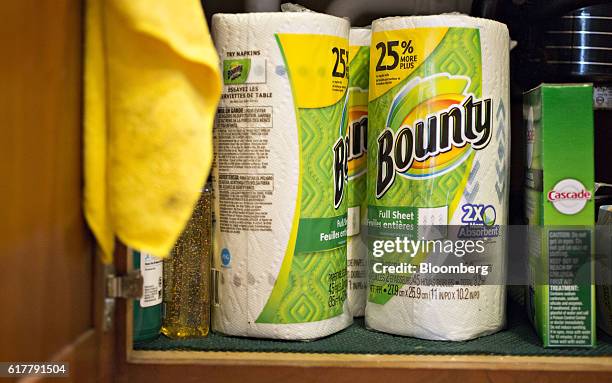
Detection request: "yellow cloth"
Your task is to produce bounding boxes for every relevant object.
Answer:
[84,0,221,263]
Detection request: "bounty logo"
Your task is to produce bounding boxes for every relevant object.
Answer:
[334,93,350,209]
[227,64,242,80]
[223,59,251,84]
[346,116,367,164]
[376,74,492,199]
[547,179,592,215]
[345,89,368,181]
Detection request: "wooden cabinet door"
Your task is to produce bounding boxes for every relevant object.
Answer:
[0,1,113,381]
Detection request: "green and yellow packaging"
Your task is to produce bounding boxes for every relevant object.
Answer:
[346,28,370,317]
[211,12,352,340]
[365,15,510,341]
[525,83,596,347]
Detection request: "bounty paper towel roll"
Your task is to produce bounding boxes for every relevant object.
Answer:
[211,12,352,340]
[365,15,510,340]
[347,28,370,317]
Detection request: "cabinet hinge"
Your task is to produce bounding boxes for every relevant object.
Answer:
[106,270,143,299]
[103,265,143,332]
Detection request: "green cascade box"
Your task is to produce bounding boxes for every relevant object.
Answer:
[524,83,595,347]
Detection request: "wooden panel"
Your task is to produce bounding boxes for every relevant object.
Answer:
[123,350,612,382]
[0,0,103,380]
[118,362,612,383]
[127,351,612,372]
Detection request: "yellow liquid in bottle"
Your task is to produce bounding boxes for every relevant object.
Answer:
[161,187,211,338]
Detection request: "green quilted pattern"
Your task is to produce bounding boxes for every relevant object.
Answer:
[371,160,473,207]
[348,173,366,207]
[349,46,370,90]
[259,101,348,323]
[257,38,348,323]
[267,101,348,322]
[300,102,347,218]
[266,249,346,323]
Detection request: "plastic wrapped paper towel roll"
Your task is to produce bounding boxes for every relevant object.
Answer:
[366,15,510,340]
[211,12,352,340]
[347,28,370,317]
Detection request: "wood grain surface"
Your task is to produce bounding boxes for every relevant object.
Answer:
[0,1,108,382]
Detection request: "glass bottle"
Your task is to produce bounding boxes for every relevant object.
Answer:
[161,183,212,338]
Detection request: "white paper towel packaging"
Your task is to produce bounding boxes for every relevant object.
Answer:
[211,12,352,340]
[347,28,370,317]
[365,15,510,340]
